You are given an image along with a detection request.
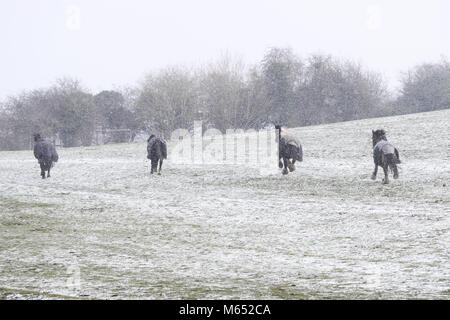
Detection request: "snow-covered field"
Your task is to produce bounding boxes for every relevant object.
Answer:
[1,109,449,299]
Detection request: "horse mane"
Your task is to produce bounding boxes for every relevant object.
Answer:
[33,133,42,142]
[147,134,156,143]
[373,129,387,141]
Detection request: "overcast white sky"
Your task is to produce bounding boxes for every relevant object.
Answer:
[1,0,448,99]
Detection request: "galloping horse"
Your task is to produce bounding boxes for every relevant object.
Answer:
[147,135,167,175]
[275,125,303,175]
[33,134,59,179]
[372,129,400,184]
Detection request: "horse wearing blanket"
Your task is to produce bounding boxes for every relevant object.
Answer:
[33,134,59,179]
[372,129,401,184]
[275,125,303,175]
[147,135,167,175]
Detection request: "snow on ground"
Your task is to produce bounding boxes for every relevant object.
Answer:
[0,109,449,299]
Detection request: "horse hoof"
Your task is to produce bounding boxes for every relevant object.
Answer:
[158,172,161,176]
[288,164,296,172]
[371,175,376,180]
[382,179,389,184]
[394,174,399,179]
[282,169,289,175]
[278,162,283,169]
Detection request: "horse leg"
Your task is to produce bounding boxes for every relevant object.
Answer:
[150,158,156,174]
[379,153,389,184]
[371,164,378,180]
[393,154,399,179]
[40,161,46,179]
[288,159,296,172]
[382,159,390,184]
[278,156,283,169]
[382,165,389,184]
[287,145,297,172]
[393,167,399,179]
[158,159,163,175]
[46,161,52,178]
[282,157,289,175]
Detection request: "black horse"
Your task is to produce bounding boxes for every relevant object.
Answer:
[33,134,59,179]
[275,125,303,175]
[147,135,167,175]
[372,129,400,184]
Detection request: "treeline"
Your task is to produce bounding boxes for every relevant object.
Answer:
[0,48,449,150]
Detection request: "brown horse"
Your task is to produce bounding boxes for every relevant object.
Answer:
[371,130,400,184]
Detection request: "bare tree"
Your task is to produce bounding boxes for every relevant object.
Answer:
[136,67,198,138]
[47,78,96,147]
[260,47,304,126]
[396,57,450,114]
[198,56,257,132]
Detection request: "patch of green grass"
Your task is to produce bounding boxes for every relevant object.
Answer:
[269,285,311,299]
[0,287,91,300]
[0,196,54,212]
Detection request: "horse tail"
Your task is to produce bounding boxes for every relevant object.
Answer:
[161,141,168,159]
[52,145,59,163]
[298,144,303,162]
[385,153,398,174]
[395,148,401,164]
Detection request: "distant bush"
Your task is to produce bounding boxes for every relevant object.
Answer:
[395,58,450,114]
[0,78,96,150]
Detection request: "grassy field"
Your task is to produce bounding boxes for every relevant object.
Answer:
[0,109,449,299]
